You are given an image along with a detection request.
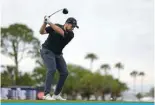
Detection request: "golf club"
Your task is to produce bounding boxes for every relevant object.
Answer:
[48,8,68,18]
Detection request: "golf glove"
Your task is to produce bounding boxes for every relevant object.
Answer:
[44,16,51,24]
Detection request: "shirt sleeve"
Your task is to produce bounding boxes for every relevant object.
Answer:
[64,31,74,44]
[70,32,74,39]
[45,26,54,33]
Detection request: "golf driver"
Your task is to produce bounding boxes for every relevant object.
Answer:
[48,8,68,18]
[44,8,68,22]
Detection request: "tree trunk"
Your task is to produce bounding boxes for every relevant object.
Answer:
[15,57,18,85]
[133,77,136,94]
[13,41,19,85]
[141,77,143,94]
[86,94,90,100]
[90,60,93,70]
[94,91,99,100]
[118,69,120,80]
[104,69,107,76]
[102,95,105,101]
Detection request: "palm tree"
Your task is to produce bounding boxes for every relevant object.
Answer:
[100,64,111,75]
[149,87,154,98]
[130,70,138,94]
[139,72,145,94]
[85,53,98,70]
[115,62,124,81]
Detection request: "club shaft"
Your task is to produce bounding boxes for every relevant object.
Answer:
[48,9,63,17]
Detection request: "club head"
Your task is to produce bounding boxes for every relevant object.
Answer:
[63,8,68,14]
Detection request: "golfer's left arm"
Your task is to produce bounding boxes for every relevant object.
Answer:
[40,16,64,36]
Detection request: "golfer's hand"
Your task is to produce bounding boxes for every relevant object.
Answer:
[44,16,51,24]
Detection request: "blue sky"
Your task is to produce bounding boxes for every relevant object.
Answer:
[1,0,154,93]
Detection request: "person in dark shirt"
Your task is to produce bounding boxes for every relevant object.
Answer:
[39,16,79,100]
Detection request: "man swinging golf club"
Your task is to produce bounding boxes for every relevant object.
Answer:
[39,11,79,100]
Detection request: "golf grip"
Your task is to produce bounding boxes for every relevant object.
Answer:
[44,8,63,22]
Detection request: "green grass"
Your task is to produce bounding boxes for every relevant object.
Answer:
[1,100,154,103]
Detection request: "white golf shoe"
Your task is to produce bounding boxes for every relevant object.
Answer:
[51,94,66,100]
[42,94,56,100]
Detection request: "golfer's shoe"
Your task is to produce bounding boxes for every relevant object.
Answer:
[51,94,66,100]
[42,94,56,100]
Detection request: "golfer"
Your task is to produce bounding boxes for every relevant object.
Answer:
[39,16,79,100]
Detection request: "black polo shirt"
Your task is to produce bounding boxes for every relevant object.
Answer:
[42,24,74,55]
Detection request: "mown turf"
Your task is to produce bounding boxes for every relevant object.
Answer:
[1,100,154,103]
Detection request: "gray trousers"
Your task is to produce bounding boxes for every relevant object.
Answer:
[40,47,68,95]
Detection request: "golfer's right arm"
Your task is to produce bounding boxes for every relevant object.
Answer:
[39,23,47,34]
